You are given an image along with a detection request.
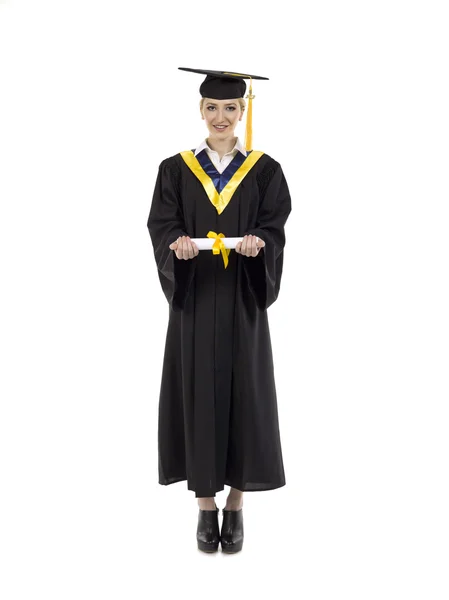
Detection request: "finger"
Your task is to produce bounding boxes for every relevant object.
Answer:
[252,236,260,257]
[241,235,249,256]
[254,236,260,256]
[246,235,254,257]
[181,236,188,260]
[235,241,241,254]
[249,235,257,256]
[186,237,194,259]
[183,236,191,260]
[176,236,183,259]
[177,236,183,259]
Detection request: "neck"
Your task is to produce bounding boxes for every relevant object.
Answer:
[206,135,237,157]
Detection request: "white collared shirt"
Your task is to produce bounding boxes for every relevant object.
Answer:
[194,137,247,174]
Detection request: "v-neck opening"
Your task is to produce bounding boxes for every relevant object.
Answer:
[180,148,265,215]
[193,149,253,195]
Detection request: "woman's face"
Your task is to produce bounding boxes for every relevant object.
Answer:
[201,97,243,139]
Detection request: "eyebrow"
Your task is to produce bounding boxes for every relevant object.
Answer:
[206,102,237,106]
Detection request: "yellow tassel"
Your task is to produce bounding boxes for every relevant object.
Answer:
[244,76,255,152]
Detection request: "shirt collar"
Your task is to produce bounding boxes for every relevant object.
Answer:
[194,137,247,158]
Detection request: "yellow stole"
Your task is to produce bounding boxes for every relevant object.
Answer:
[179,149,264,215]
[179,149,264,268]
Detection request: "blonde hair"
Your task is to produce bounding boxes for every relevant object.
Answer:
[199,97,246,113]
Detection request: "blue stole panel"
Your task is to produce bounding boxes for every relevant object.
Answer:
[191,148,253,195]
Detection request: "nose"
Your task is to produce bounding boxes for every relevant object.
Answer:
[215,107,227,123]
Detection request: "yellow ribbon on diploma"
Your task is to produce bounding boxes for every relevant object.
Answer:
[207,231,231,269]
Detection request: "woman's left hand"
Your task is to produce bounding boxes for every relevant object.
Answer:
[235,234,265,257]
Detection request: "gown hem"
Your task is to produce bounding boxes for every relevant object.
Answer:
[158,476,286,497]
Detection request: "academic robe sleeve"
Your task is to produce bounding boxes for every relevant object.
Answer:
[147,158,196,312]
[242,160,292,311]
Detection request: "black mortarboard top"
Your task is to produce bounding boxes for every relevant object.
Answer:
[178,67,269,151]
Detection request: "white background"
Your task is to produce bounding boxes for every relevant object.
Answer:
[1,1,448,598]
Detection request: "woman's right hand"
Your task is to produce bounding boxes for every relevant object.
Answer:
[169,236,199,260]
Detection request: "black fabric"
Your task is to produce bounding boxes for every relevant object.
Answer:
[177,67,269,100]
[147,152,292,497]
[199,74,246,100]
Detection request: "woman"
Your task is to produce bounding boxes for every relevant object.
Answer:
[147,68,292,553]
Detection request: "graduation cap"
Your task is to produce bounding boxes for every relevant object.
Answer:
[178,67,269,152]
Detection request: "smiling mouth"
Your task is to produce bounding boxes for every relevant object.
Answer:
[214,125,228,130]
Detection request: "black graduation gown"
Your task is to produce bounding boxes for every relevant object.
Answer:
[147,148,292,498]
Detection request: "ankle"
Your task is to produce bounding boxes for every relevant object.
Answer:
[225,488,243,510]
[198,497,217,511]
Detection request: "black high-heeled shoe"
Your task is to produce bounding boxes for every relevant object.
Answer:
[196,503,220,553]
[220,508,244,553]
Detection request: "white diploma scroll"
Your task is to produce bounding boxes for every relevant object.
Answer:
[189,237,260,250]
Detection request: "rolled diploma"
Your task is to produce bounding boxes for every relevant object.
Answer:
[189,237,259,250]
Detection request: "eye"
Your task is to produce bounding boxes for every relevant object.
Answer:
[206,106,236,111]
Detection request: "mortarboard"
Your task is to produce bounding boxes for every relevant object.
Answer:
[178,67,269,152]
